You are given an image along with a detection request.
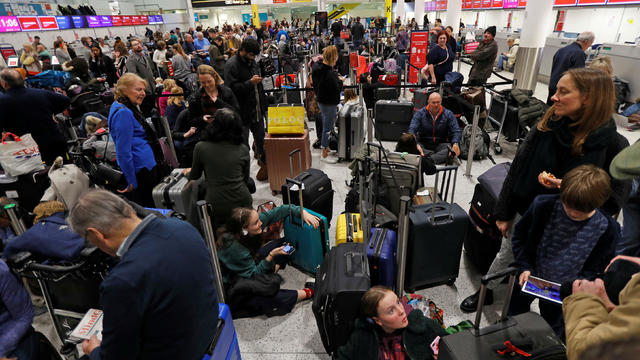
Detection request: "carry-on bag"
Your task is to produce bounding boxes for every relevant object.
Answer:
[438,268,567,360]
[204,304,241,360]
[375,87,399,101]
[0,133,45,177]
[282,149,334,224]
[267,104,305,135]
[464,162,511,274]
[374,100,413,141]
[337,105,365,161]
[265,129,311,192]
[312,242,370,355]
[406,165,468,291]
[152,168,200,222]
[283,177,330,274]
[336,212,363,245]
[367,227,397,289]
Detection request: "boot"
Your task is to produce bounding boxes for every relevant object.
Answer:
[256,160,268,181]
[460,289,494,313]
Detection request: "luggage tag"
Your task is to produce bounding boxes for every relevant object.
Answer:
[430,336,440,355]
[289,183,305,191]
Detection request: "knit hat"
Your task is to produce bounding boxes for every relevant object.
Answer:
[485,26,496,37]
[609,139,640,180]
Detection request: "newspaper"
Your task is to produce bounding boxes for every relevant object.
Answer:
[69,309,103,341]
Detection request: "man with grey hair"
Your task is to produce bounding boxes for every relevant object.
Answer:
[0,68,69,165]
[69,189,218,360]
[547,31,595,105]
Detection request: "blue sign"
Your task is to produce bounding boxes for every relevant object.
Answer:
[72,15,85,28]
[56,16,72,30]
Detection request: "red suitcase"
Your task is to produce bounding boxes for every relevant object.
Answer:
[378,74,399,86]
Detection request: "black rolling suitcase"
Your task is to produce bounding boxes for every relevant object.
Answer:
[374,100,413,141]
[406,166,468,291]
[282,168,334,225]
[312,242,370,355]
[464,162,510,274]
[375,87,399,101]
[439,268,566,360]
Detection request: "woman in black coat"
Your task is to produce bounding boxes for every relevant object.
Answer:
[312,45,343,162]
[89,46,117,87]
[424,31,454,85]
[459,67,631,313]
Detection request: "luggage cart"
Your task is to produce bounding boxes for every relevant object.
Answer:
[7,247,113,359]
[485,87,509,154]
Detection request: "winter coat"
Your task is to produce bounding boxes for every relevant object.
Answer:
[409,106,462,146]
[312,62,342,105]
[469,39,498,83]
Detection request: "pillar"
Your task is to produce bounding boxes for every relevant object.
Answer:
[513,0,555,91]
[397,0,405,24]
[317,0,324,12]
[186,0,196,29]
[446,0,462,37]
[415,0,425,28]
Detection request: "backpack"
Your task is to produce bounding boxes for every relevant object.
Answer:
[259,56,276,77]
[460,124,490,160]
[384,58,397,74]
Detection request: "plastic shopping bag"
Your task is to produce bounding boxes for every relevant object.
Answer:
[0,133,45,176]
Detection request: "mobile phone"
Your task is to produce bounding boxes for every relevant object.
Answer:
[521,275,562,304]
[282,244,296,255]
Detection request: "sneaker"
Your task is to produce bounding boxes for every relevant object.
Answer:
[320,155,338,164]
[304,278,316,290]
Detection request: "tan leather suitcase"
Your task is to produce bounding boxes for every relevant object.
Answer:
[264,129,312,193]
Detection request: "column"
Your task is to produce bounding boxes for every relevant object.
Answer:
[415,0,425,29]
[513,0,555,91]
[446,0,462,37]
[398,0,406,24]
[317,0,324,12]
[186,0,196,29]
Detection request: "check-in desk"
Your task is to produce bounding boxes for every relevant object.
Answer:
[537,36,575,84]
[599,42,640,102]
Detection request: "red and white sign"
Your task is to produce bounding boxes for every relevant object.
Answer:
[518,0,527,7]
[131,16,141,25]
[17,16,40,31]
[492,0,504,8]
[38,16,59,30]
[140,16,148,25]
[472,0,483,8]
[482,0,492,7]
[606,0,640,4]
[122,16,132,25]
[436,0,447,10]
[555,10,566,31]
[554,0,577,5]
[409,30,429,84]
[576,0,605,4]
[112,15,122,26]
[273,0,287,3]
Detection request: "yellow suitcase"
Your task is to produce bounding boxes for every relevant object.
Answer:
[336,212,363,245]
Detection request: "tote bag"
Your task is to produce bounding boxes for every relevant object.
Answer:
[0,133,45,176]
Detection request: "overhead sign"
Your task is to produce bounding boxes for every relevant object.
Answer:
[56,16,72,30]
[112,15,122,26]
[86,16,101,28]
[251,4,261,28]
[39,16,58,30]
[18,17,40,31]
[328,4,360,20]
[385,0,392,24]
[99,16,113,27]
[0,17,21,32]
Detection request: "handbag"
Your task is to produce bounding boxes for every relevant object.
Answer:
[89,133,126,189]
[0,133,45,176]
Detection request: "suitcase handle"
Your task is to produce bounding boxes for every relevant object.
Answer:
[473,267,518,331]
[285,177,304,228]
[345,251,368,278]
[289,149,303,178]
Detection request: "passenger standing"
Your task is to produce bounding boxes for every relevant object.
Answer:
[351,17,365,52]
[424,31,455,85]
[224,39,269,181]
[312,45,343,163]
[169,44,193,92]
[459,68,630,313]
[53,40,71,64]
[113,42,128,79]
[468,26,498,86]
[125,39,156,116]
[547,31,594,105]
[208,36,227,77]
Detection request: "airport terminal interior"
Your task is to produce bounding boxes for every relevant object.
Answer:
[1,0,640,359]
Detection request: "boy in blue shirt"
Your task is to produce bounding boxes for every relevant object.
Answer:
[509,165,620,337]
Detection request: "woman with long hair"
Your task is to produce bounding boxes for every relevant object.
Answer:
[170,43,193,90]
[459,68,631,313]
[113,42,129,78]
[89,46,117,87]
[20,43,41,74]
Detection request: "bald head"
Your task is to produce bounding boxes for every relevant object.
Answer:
[428,92,442,115]
[0,69,24,89]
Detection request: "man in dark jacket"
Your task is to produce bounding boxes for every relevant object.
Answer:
[408,92,461,164]
[0,69,70,165]
[547,31,594,105]
[224,39,268,180]
[208,36,227,78]
[350,17,365,51]
[468,26,499,86]
[331,19,343,47]
[69,190,219,360]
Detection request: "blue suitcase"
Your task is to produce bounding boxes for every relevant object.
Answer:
[204,303,241,360]
[367,228,397,289]
[284,208,330,274]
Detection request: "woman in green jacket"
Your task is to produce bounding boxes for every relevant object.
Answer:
[337,286,447,360]
[217,205,319,317]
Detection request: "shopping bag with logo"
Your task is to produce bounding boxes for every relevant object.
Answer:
[267,104,305,135]
[0,133,45,176]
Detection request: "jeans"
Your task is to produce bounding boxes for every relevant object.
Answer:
[486,213,522,289]
[317,102,337,149]
[333,37,342,47]
[620,179,640,256]
[497,54,508,70]
[419,143,451,165]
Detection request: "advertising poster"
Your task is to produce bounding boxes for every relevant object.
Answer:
[409,30,429,84]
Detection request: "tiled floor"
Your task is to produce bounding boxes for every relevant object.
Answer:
[34,61,640,359]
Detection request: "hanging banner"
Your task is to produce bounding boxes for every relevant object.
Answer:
[328,4,360,20]
[409,30,429,84]
[385,0,392,25]
[251,4,261,28]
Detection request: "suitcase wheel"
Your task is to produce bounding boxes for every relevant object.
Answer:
[446,278,456,286]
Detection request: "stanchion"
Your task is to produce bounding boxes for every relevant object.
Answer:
[395,196,411,297]
[403,61,409,98]
[197,201,226,304]
[360,83,373,142]
[5,203,26,235]
[464,105,481,178]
